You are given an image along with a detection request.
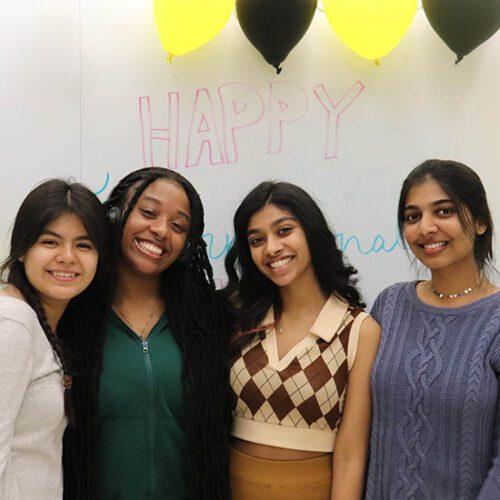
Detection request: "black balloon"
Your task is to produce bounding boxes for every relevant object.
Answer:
[423,0,500,63]
[236,0,317,74]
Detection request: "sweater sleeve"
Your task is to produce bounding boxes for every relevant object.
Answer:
[0,318,34,482]
[477,334,500,498]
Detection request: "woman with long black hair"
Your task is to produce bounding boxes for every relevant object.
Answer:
[223,181,380,500]
[0,179,108,500]
[64,167,231,499]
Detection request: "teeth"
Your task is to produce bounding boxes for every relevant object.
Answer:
[423,242,446,249]
[137,239,163,255]
[51,272,76,278]
[270,257,292,269]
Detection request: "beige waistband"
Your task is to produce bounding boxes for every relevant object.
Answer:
[231,415,337,452]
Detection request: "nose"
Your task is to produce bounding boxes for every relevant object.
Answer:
[265,235,283,256]
[419,212,438,235]
[56,244,77,264]
[150,217,168,241]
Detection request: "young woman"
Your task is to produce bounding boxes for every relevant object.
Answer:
[65,167,231,499]
[223,181,380,500]
[365,159,500,499]
[0,179,108,500]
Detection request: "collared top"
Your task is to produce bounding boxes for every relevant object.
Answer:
[230,295,367,452]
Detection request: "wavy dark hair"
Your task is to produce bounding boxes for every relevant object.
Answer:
[65,167,230,499]
[0,178,109,426]
[223,181,365,350]
[397,159,494,271]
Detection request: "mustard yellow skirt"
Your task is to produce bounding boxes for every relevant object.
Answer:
[230,447,332,500]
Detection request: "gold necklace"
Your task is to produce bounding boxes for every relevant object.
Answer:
[115,303,161,338]
[431,276,482,299]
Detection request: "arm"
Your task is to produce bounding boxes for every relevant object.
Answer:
[476,338,500,499]
[0,319,33,482]
[331,315,380,500]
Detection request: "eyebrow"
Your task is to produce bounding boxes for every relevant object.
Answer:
[247,216,296,235]
[404,198,453,211]
[140,195,191,222]
[40,229,92,241]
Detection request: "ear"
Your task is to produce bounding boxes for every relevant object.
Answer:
[476,221,487,235]
[18,255,25,263]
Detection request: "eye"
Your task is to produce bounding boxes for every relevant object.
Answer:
[40,238,58,247]
[277,226,293,236]
[77,241,95,251]
[248,235,264,247]
[404,212,420,224]
[437,207,455,217]
[171,221,187,234]
[140,208,156,219]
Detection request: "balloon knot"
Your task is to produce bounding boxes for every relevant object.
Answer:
[374,59,381,66]
[275,65,282,75]
[167,53,174,63]
[455,55,463,65]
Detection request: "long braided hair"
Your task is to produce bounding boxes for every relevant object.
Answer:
[103,167,231,499]
[0,179,109,451]
[222,181,365,353]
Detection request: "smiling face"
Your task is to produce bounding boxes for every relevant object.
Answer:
[120,179,191,277]
[21,213,99,311]
[403,178,485,274]
[247,203,314,289]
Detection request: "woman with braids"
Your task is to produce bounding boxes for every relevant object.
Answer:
[83,167,230,499]
[222,181,380,500]
[0,179,108,500]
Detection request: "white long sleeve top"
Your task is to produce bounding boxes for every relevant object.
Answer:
[0,296,66,499]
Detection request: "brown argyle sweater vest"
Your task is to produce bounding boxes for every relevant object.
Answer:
[230,296,366,452]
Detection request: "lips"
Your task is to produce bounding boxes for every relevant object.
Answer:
[135,238,165,258]
[268,256,294,270]
[47,270,79,281]
[418,241,448,255]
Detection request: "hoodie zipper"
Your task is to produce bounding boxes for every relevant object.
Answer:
[140,335,156,497]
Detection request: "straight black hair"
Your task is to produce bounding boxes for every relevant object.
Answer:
[397,159,494,271]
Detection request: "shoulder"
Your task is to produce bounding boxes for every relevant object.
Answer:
[370,281,414,318]
[0,297,39,355]
[357,314,381,351]
[0,296,39,332]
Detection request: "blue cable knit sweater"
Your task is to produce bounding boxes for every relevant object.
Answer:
[365,282,500,500]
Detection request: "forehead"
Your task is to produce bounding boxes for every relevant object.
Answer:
[45,212,87,234]
[138,179,190,212]
[248,203,294,228]
[405,178,450,206]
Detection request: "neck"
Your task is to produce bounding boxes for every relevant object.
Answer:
[279,272,327,317]
[430,262,481,296]
[41,300,68,333]
[114,260,161,308]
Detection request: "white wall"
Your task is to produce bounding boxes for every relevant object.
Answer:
[1,0,499,303]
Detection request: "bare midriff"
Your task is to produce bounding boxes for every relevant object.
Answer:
[231,437,329,461]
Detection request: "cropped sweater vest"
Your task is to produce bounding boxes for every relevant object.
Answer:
[230,295,367,452]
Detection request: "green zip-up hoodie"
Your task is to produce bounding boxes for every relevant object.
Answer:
[97,312,186,499]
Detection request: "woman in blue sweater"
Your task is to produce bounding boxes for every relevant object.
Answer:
[366,159,500,499]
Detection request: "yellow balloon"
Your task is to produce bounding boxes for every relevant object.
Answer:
[323,0,417,60]
[153,0,235,57]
